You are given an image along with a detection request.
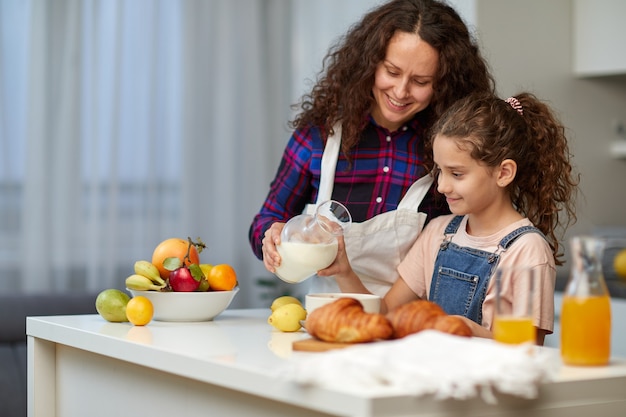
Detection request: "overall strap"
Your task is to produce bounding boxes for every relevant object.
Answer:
[489,225,545,263]
[499,225,545,250]
[444,215,464,234]
[439,215,464,251]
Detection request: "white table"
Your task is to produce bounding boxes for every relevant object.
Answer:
[27,309,626,417]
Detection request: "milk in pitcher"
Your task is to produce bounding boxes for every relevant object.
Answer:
[275,240,339,283]
[273,200,351,284]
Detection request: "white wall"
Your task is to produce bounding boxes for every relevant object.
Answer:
[476,0,626,278]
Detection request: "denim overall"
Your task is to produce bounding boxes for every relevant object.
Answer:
[428,215,542,324]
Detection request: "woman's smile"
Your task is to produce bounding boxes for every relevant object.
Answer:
[386,94,411,110]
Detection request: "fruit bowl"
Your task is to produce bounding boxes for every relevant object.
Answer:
[127,287,239,322]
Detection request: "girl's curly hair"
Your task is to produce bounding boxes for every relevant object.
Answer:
[290,0,495,158]
[428,92,580,265]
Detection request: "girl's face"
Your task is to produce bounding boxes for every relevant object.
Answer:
[433,135,501,217]
[371,31,438,132]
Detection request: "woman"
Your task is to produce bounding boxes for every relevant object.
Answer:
[249,0,495,295]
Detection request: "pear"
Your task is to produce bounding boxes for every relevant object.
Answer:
[199,263,214,278]
[197,264,214,291]
[95,289,130,322]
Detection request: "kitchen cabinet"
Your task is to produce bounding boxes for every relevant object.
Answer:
[27,309,626,417]
[545,293,626,357]
[573,0,626,77]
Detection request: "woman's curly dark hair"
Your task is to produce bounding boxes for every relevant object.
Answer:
[428,92,580,265]
[290,0,495,158]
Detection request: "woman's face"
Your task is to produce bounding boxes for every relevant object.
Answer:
[371,31,438,132]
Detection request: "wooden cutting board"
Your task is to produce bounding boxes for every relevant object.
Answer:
[292,337,369,352]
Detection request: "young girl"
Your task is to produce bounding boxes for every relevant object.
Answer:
[326,92,579,344]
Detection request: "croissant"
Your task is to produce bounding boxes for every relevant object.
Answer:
[386,300,446,338]
[306,297,393,343]
[386,300,471,338]
[429,314,473,337]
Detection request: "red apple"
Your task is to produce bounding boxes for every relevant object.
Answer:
[169,267,200,292]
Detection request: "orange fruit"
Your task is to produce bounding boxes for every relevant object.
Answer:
[126,296,154,326]
[207,264,237,291]
[151,238,200,279]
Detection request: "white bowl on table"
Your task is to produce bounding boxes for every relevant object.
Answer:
[305,292,381,315]
[127,287,239,322]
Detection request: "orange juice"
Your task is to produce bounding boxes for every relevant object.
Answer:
[493,316,536,344]
[561,295,611,366]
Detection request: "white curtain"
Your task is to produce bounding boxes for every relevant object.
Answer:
[0,0,383,307]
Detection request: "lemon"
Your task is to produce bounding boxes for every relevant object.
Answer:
[126,296,154,326]
[270,295,302,312]
[268,303,307,332]
[614,249,626,280]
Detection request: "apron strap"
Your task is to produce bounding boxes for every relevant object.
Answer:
[397,175,434,210]
[316,122,432,212]
[315,123,342,205]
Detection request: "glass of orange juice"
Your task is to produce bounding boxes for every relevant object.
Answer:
[493,266,536,345]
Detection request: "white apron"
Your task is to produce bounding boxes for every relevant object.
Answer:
[304,125,433,297]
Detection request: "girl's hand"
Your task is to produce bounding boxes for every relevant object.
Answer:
[453,315,493,339]
[317,235,352,278]
[262,222,285,273]
[317,236,367,295]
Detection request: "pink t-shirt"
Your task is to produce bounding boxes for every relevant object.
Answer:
[397,214,555,333]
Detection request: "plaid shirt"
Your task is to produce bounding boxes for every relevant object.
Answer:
[249,114,450,259]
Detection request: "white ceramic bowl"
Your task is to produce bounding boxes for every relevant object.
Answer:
[305,292,381,315]
[128,287,239,322]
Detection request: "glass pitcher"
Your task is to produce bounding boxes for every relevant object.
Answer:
[561,235,612,366]
[274,200,351,284]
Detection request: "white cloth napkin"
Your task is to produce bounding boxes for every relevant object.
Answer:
[282,331,559,403]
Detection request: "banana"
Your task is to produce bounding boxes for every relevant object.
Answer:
[125,274,165,291]
[134,260,166,286]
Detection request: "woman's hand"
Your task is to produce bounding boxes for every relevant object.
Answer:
[262,222,285,273]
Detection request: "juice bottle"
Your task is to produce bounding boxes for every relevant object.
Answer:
[560,236,611,366]
[561,295,611,365]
